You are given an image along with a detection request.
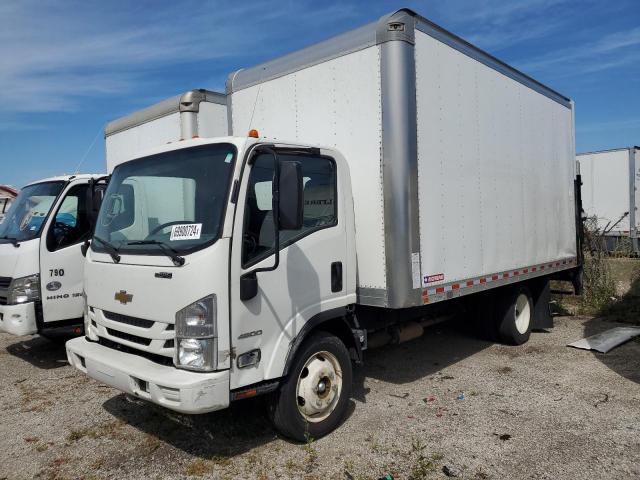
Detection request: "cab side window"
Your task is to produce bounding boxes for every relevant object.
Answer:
[242,152,337,266]
[47,184,91,251]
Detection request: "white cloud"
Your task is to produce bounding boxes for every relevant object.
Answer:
[515,26,640,76]
[429,0,574,50]
[0,0,359,116]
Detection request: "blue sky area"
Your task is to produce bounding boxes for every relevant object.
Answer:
[1,0,639,187]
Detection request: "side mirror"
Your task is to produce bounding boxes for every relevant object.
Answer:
[278,160,304,230]
[82,176,109,257]
[86,176,109,229]
[240,272,258,301]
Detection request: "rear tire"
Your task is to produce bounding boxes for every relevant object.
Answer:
[268,331,352,441]
[497,285,533,345]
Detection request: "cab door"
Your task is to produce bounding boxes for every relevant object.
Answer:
[39,181,92,325]
[229,148,349,389]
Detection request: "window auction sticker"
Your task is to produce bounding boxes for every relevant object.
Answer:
[170,223,202,241]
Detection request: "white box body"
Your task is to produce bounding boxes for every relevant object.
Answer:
[105,90,227,173]
[228,10,578,308]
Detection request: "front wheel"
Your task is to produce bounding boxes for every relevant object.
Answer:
[268,331,352,441]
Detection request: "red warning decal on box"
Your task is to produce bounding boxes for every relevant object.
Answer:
[424,273,445,284]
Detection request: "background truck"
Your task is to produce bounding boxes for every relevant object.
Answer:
[0,174,104,337]
[105,89,228,171]
[578,146,640,253]
[67,8,581,441]
[0,89,227,339]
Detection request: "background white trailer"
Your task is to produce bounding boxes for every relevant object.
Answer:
[578,147,640,253]
[105,89,227,172]
[227,8,579,309]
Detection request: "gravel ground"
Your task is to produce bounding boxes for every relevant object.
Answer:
[0,315,638,480]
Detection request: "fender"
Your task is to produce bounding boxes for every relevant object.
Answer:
[281,306,361,377]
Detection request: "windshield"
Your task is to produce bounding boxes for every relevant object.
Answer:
[93,143,236,256]
[0,181,65,243]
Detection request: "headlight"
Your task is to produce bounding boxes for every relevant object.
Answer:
[175,295,217,371]
[7,274,41,305]
[177,338,216,370]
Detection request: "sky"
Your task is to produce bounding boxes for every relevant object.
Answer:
[1,0,639,187]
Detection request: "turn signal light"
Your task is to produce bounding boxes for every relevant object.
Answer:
[234,388,257,400]
[248,129,259,138]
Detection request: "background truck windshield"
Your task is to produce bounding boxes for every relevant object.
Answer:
[0,181,64,243]
[93,144,236,255]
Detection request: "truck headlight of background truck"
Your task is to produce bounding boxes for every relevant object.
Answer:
[175,294,217,372]
[7,274,41,304]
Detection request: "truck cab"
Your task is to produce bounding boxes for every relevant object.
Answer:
[0,174,104,337]
[67,136,357,439]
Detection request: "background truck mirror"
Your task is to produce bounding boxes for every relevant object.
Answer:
[278,160,303,231]
[87,176,110,229]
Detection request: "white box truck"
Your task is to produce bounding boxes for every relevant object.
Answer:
[0,174,104,337]
[0,89,227,339]
[67,9,582,440]
[578,146,640,253]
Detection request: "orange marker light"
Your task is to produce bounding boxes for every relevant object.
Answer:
[235,388,257,400]
[248,129,259,138]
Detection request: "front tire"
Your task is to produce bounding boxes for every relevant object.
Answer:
[268,331,352,441]
[497,285,533,345]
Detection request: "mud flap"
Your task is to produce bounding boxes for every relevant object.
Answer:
[530,278,553,330]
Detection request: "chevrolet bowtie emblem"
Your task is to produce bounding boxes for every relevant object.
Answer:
[114,290,133,304]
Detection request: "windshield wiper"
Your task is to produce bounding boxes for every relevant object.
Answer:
[127,240,185,266]
[0,236,20,248]
[93,236,121,263]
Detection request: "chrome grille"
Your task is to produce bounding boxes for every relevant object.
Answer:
[89,307,175,359]
[106,328,152,346]
[103,310,154,329]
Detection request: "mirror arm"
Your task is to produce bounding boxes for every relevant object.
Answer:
[81,239,90,257]
[239,147,280,302]
[86,178,96,230]
[251,146,280,275]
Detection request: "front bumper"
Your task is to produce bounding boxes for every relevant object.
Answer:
[66,337,230,414]
[0,302,37,336]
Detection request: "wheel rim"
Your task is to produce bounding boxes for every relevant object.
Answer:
[514,293,531,334]
[296,350,343,423]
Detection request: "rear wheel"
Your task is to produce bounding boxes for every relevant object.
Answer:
[268,331,352,441]
[497,286,533,345]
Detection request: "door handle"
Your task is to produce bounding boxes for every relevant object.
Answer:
[331,261,343,292]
